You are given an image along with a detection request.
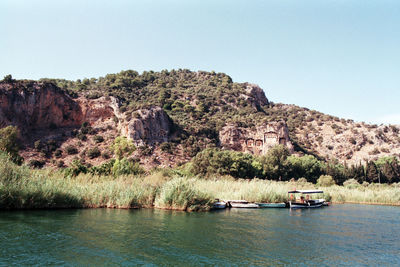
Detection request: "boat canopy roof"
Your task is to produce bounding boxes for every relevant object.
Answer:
[288,190,324,194]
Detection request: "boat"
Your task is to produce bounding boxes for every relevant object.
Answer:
[256,203,286,208]
[227,200,259,208]
[230,202,259,208]
[288,190,327,209]
[212,201,227,209]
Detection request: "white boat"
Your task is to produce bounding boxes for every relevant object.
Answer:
[288,190,327,209]
[212,201,227,209]
[230,202,259,208]
[226,200,259,208]
[256,202,286,208]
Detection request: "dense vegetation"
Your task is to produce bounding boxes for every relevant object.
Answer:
[1,152,399,211]
[190,145,400,185]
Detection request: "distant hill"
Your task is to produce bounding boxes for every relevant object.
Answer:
[0,70,399,169]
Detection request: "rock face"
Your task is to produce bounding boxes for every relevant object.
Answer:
[0,81,172,148]
[219,121,294,155]
[77,96,116,124]
[0,81,83,131]
[245,83,269,108]
[122,107,171,147]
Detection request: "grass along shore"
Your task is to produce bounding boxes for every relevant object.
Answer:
[1,156,400,211]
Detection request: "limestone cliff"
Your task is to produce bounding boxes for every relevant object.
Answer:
[219,121,294,155]
[121,107,171,147]
[0,81,82,132]
[0,81,172,147]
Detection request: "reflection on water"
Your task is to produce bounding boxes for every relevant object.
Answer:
[1,205,399,266]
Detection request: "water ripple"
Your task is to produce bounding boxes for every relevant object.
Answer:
[0,204,399,266]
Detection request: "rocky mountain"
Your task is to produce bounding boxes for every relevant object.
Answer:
[0,70,399,169]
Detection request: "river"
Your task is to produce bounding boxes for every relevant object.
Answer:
[0,204,399,266]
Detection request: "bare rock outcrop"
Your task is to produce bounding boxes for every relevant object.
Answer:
[245,83,269,108]
[219,121,293,155]
[0,81,172,149]
[122,107,171,147]
[77,96,116,124]
[0,81,83,132]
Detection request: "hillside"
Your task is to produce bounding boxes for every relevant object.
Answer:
[0,70,399,170]
[268,103,400,163]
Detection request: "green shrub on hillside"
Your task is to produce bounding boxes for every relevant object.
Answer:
[316,175,335,187]
[0,126,20,157]
[111,158,144,176]
[28,160,45,169]
[65,145,78,155]
[87,147,101,159]
[89,159,115,176]
[64,159,88,177]
[160,142,173,153]
[93,135,104,143]
[111,136,136,159]
[2,74,14,83]
[54,149,63,158]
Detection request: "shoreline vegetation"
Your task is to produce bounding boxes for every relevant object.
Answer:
[1,154,400,211]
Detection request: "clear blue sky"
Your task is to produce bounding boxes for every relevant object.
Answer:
[1,0,399,124]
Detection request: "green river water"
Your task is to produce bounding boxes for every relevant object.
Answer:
[0,204,399,266]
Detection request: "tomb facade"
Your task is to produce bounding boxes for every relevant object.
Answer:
[219,121,294,155]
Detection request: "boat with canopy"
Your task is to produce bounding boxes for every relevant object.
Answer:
[287,190,327,209]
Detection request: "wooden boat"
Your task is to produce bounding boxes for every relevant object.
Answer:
[227,200,259,208]
[288,190,326,209]
[212,201,227,209]
[230,202,259,208]
[256,202,286,208]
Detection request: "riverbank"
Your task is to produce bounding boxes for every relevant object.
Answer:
[1,156,400,210]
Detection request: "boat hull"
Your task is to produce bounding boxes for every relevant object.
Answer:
[212,202,227,209]
[230,203,259,208]
[289,201,324,209]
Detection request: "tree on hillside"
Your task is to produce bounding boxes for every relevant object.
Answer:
[365,160,380,183]
[158,88,171,106]
[110,136,136,159]
[345,163,365,183]
[2,74,14,83]
[190,148,262,178]
[286,154,324,183]
[260,145,290,180]
[376,157,400,183]
[324,161,346,185]
[0,125,22,164]
[0,126,19,155]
